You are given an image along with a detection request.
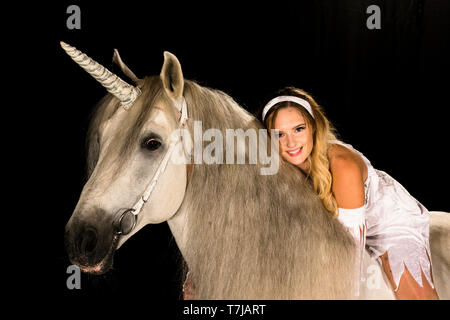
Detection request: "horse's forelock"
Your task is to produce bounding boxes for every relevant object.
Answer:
[86,76,166,182]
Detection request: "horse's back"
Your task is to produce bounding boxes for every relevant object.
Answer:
[429,211,450,299]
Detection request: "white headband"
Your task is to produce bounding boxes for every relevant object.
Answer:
[262,95,314,121]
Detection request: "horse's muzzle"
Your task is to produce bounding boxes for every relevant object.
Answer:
[64,216,118,274]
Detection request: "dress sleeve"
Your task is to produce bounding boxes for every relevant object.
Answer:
[338,206,366,296]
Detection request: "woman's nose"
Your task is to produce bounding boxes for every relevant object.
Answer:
[286,134,296,148]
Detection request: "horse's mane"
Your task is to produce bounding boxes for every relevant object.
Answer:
[180,81,356,299]
[86,77,356,299]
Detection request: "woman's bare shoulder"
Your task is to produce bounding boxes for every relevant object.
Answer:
[328,144,365,208]
[328,143,367,181]
[328,143,356,163]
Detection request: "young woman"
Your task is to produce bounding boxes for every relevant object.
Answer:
[258,87,439,299]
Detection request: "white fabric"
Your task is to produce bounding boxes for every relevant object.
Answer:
[262,95,314,121]
[330,139,434,291]
[338,206,366,296]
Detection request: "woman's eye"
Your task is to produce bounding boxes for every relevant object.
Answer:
[295,126,305,133]
[143,138,162,151]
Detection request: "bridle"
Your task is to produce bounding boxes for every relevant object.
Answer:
[114,97,190,235]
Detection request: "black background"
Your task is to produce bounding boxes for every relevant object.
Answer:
[20,0,449,311]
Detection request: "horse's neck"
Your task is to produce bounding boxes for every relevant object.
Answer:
[165,93,255,268]
[167,206,190,264]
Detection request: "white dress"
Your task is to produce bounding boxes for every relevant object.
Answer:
[330,139,434,291]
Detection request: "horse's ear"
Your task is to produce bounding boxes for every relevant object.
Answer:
[113,49,141,85]
[160,51,184,101]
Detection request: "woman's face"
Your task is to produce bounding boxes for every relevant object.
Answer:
[272,107,314,171]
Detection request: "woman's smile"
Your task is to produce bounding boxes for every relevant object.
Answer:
[286,146,303,157]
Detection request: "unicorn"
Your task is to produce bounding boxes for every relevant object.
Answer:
[62,42,450,299]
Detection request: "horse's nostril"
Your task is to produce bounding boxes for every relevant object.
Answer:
[79,228,98,257]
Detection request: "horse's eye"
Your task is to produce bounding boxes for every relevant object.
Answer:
[143,138,162,151]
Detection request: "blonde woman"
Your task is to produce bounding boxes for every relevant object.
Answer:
[259,86,439,299]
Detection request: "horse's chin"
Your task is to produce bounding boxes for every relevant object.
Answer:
[78,255,114,275]
[73,234,120,275]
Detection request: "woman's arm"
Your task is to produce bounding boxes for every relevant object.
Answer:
[331,156,366,248]
[330,156,365,209]
[330,156,366,296]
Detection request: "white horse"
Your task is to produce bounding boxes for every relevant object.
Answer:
[61,42,450,299]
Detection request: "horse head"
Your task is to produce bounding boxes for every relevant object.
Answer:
[63,42,190,274]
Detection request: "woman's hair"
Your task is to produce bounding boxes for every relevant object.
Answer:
[260,87,340,217]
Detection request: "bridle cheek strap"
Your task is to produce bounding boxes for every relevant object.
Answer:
[131,97,189,217]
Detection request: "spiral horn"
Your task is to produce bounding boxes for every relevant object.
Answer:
[60,41,140,110]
